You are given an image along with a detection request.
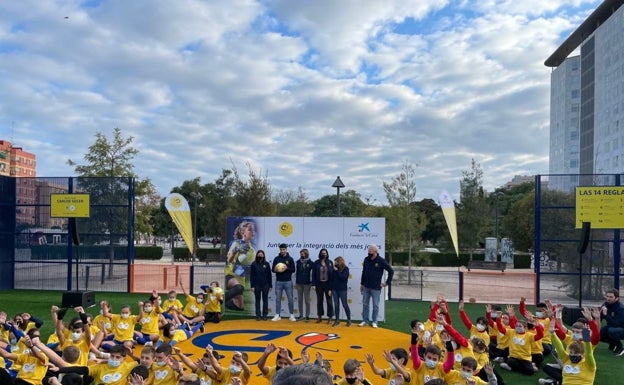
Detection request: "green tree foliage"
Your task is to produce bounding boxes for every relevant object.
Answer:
[382,162,427,255]
[227,162,275,217]
[503,190,534,251]
[273,187,315,216]
[311,190,366,217]
[67,128,158,243]
[457,159,489,256]
[415,198,446,246]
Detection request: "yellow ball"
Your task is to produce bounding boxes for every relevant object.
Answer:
[212,287,224,296]
[275,262,287,273]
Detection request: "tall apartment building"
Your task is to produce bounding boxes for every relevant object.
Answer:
[546,0,624,190]
[0,140,37,225]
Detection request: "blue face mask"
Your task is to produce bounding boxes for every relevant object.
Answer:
[425,359,437,368]
[535,311,544,318]
[108,359,121,368]
[461,370,472,379]
[229,364,242,374]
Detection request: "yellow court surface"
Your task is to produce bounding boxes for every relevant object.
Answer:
[173,319,410,382]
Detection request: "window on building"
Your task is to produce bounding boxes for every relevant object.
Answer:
[571,89,580,98]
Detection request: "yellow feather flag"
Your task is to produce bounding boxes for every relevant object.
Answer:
[165,193,194,255]
[439,190,459,257]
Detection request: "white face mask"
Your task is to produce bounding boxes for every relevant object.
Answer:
[425,359,437,369]
[144,306,152,313]
[476,324,486,332]
[197,297,203,303]
[461,370,472,379]
[71,332,82,341]
[435,325,444,332]
[121,313,130,319]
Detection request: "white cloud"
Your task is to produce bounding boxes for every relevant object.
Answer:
[0,0,603,204]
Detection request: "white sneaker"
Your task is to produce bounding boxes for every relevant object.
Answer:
[289,314,297,322]
[538,379,554,385]
[371,322,378,328]
[144,341,153,347]
[358,321,368,327]
[272,314,281,322]
[492,357,504,363]
[499,362,511,371]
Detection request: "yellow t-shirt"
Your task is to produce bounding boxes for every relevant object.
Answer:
[139,309,161,335]
[205,293,222,313]
[413,362,446,385]
[216,368,250,385]
[61,335,91,366]
[15,352,50,385]
[444,370,487,385]
[183,295,203,318]
[151,362,179,385]
[507,330,536,361]
[93,314,113,334]
[111,314,138,342]
[552,334,596,385]
[89,360,138,385]
[162,298,184,314]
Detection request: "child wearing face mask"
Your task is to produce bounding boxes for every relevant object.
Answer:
[56,344,139,385]
[365,347,411,384]
[496,314,543,375]
[444,356,497,385]
[336,358,373,385]
[520,298,553,356]
[54,306,92,366]
[0,329,49,385]
[179,278,207,325]
[410,328,454,385]
[257,343,295,382]
[135,299,161,345]
[435,313,476,371]
[173,345,220,385]
[162,290,185,325]
[459,300,491,346]
[100,304,139,351]
[550,327,595,385]
[207,346,250,385]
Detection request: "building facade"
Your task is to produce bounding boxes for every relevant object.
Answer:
[546,0,624,190]
[0,140,37,225]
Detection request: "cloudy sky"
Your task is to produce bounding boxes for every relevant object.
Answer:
[0,0,600,204]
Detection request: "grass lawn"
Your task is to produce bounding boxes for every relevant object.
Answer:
[1,289,623,384]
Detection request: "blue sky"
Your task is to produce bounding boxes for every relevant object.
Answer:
[0,0,600,203]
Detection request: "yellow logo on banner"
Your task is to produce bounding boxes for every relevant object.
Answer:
[278,222,293,237]
[50,194,90,218]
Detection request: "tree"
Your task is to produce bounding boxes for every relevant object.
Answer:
[415,198,446,246]
[311,190,366,217]
[456,159,489,257]
[382,162,427,264]
[273,187,314,216]
[225,162,275,217]
[67,128,158,276]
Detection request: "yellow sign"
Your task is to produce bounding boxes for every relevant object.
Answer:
[50,194,90,218]
[575,187,624,229]
[278,221,293,237]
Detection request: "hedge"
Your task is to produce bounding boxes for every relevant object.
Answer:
[172,247,224,263]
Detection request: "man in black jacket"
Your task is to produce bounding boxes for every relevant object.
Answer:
[600,288,624,355]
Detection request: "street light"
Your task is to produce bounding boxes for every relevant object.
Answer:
[332,176,345,216]
[494,192,500,256]
[190,191,202,261]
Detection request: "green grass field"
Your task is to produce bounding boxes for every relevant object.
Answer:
[1,289,623,384]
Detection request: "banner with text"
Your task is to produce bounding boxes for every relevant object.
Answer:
[223,217,386,321]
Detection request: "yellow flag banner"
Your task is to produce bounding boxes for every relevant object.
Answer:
[165,193,194,255]
[439,190,459,257]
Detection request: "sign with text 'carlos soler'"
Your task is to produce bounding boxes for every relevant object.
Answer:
[575,187,624,229]
[50,194,90,218]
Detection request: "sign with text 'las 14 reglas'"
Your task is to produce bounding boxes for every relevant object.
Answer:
[50,194,90,218]
[575,187,624,229]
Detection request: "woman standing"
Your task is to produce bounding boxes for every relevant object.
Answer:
[250,250,272,320]
[312,248,334,324]
[331,256,351,327]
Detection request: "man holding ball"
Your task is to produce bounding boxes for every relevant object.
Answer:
[272,243,297,322]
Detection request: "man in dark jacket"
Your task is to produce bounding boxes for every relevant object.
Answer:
[359,244,393,328]
[272,243,296,322]
[295,249,313,321]
[600,288,624,355]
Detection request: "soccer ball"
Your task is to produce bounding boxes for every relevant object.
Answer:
[275,262,287,273]
[212,287,224,297]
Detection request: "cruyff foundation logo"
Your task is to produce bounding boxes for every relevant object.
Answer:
[190,329,343,362]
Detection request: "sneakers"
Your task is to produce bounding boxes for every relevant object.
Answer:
[289,314,297,322]
[499,363,511,371]
[332,321,340,327]
[358,321,368,327]
[144,341,153,347]
[272,314,281,322]
[371,322,378,328]
[614,346,624,356]
[492,357,504,363]
[346,320,352,327]
[538,379,554,385]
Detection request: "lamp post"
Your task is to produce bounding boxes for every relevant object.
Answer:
[332,176,345,216]
[191,191,202,261]
[494,192,500,256]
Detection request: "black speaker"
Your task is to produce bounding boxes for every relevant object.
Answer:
[577,221,591,254]
[562,306,584,326]
[62,291,95,308]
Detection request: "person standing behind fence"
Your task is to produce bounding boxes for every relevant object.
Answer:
[312,248,334,324]
[295,249,313,321]
[359,244,393,328]
[250,250,272,321]
[331,256,352,327]
[272,244,296,322]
